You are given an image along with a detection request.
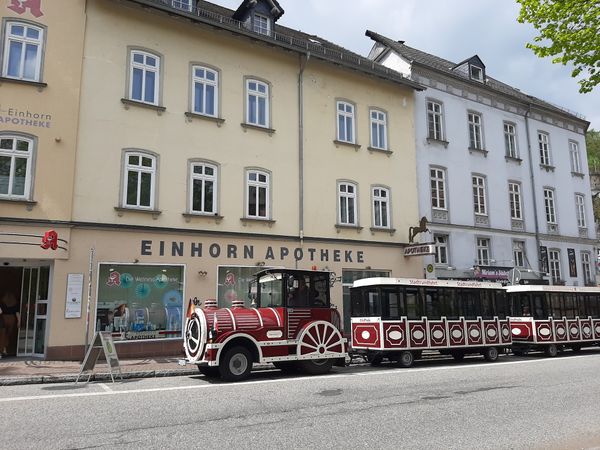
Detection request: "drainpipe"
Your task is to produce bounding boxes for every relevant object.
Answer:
[525,104,542,274]
[298,53,310,252]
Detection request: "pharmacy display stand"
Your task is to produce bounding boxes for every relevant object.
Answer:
[76,332,123,383]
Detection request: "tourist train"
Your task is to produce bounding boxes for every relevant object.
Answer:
[183,269,600,381]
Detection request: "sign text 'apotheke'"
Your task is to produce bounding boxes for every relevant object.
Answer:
[140,240,365,264]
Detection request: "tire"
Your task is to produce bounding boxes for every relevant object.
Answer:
[297,358,334,375]
[198,365,220,378]
[395,350,414,368]
[484,346,499,362]
[571,344,582,353]
[219,346,253,382]
[544,344,558,357]
[451,351,465,361]
[367,352,383,367]
[273,361,300,373]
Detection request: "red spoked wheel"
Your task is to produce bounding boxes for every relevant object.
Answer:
[296,321,345,358]
[184,310,207,363]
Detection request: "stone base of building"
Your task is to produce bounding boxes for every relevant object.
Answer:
[46,340,184,361]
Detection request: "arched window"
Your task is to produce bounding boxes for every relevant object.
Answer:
[0,134,35,199]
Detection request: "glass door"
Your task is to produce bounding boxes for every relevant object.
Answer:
[17,266,50,357]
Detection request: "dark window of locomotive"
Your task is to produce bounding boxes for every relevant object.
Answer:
[310,272,330,308]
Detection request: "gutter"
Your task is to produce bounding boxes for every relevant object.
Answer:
[298,53,310,252]
[525,105,543,273]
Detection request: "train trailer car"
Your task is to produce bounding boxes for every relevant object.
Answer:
[183,269,346,381]
[507,284,600,356]
[350,278,512,367]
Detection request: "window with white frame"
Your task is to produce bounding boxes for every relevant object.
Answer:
[253,13,271,35]
[246,79,269,127]
[337,101,355,143]
[468,112,483,150]
[2,21,44,81]
[504,122,518,158]
[508,182,522,220]
[427,100,443,140]
[476,238,491,265]
[581,252,592,285]
[0,135,34,199]
[549,249,562,283]
[513,241,525,268]
[192,66,218,117]
[575,193,586,228]
[190,162,217,214]
[129,50,160,105]
[372,186,390,228]
[470,65,483,82]
[569,141,582,173]
[430,168,447,210]
[544,188,556,224]
[246,170,269,219]
[172,0,192,11]
[123,152,156,209]
[538,132,551,166]
[434,234,449,265]
[472,175,487,215]
[370,109,387,150]
[338,182,357,225]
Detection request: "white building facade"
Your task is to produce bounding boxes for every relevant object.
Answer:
[367,31,596,286]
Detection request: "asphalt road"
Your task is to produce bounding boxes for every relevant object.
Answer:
[1,350,600,450]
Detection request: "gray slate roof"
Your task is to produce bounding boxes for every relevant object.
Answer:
[366,30,588,126]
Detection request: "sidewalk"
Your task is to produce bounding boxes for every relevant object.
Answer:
[0,356,199,386]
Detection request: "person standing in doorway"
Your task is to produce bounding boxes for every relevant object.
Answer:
[0,291,20,357]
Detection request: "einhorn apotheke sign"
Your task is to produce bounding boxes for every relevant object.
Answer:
[140,240,366,264]
[0,105,53,128]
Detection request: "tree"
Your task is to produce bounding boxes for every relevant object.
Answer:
[517,0,600,93]
[588,129,600,171]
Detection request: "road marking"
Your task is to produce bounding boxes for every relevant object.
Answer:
[0,353,598,403]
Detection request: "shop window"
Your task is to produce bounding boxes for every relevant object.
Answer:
[96,264,184,340]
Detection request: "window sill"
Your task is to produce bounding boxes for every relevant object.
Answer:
[0,197,37,211]
[367,146,393,155]
[185,112,225,127]
[335,224,363,233]
[0,76,47,91]
[121,98,166,114]
[468,147,488,157]
[114,206,162,219]
[183,213,224,224]
[241,123,275,135]
[571,171,585,179]
[240,217,276,227]
[370,226,396,235]
[426,137,449,148]
[505,156,523,164]
[540,164,555,172]
[333,140,361,151]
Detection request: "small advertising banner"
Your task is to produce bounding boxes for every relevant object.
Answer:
[568,248,577,278]
[473,265,511,281]
[403,243,435,257]
[539,246,549,274]
[76,332,123,383]
[65,273,83,319]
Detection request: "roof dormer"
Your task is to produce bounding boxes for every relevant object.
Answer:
[453,55,486,84]
[233,0,284,36]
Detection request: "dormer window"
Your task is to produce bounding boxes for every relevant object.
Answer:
[172,0,193,11]
[253,13,271,35]
[470,65,484,82]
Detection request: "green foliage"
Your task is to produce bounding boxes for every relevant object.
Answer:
[588,129,600,171]
[517,0,600,93]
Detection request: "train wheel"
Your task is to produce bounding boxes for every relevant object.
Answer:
[198,365,220,378]
[297,358,334,375]
[219,346,253,382]
[451,351,465,361]
[395,351,414,368]
[571,344,582,353]
[483,346,499,362]
[544,344,558,357]
[297,321,345,359]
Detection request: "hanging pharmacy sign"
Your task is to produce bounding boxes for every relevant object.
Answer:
[403,243,435,257]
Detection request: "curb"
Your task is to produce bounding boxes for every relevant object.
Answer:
[0,368,199,386]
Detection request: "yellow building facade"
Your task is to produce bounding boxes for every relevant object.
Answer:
[0,0,424,359]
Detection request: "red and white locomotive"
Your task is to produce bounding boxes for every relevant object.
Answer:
[183,269,346,381]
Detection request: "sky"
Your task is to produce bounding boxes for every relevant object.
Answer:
[210,0,599,132]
